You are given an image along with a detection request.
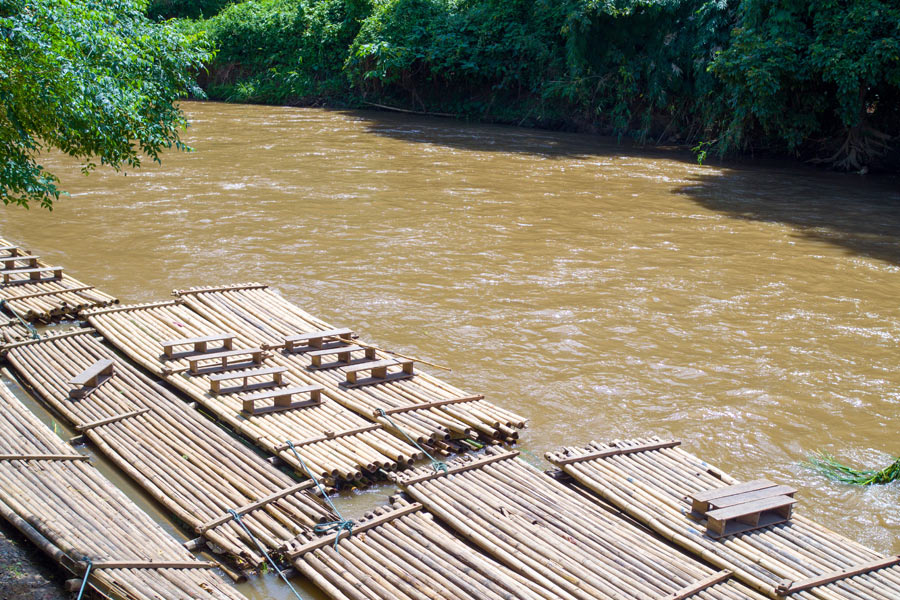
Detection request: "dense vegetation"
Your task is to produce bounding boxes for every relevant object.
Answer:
[0,0,212,209]
[182,0,899,171]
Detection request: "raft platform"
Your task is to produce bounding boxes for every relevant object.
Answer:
[0,238,117,320]
[173,284,527,445]
[546,438,900,599]
[3,330,335,569]
[83,300,422,482]
[0,375,244,600]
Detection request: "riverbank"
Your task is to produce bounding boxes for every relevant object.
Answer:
[0,521,66,600]
[170,0,900,173]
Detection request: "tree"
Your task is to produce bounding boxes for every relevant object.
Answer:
[0,0,213,209]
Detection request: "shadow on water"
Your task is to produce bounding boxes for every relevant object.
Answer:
[675,169,900,265]
[337,107,701,163]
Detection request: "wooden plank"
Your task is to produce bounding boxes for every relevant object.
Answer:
[172,283,268,296]
[692,479,776,503]
[2,266,62,283]
[660,570,732,600]
[161,333,235,357]
[0,454,89,462]
[705,495,795,522]
[378,395,485,416]
[208,366,287,382]
[550,440,681,466]
[188,348,263,374]
[776,555,900,595]
[393,450,521,487]
[89,560,217,570]
[75,408,152,432]
[285,502,423,559]
[707,485,797,510]
[195,481,314,534]
[69,359,115,387]
[273,424,382,452]
[242,385,323,415]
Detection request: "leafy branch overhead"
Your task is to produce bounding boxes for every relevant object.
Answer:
[0,0,213,209]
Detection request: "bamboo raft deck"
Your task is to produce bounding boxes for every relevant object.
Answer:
[546,438,900,599]
[285,497,577,600]
[0,375,244,600]
[2,330,336,569]
[173,284,527,445]
[0,317,30,343]
[387,448,763,600]
[83,300,422,482]
[0,238,117,320]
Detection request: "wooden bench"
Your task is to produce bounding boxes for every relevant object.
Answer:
[209,366,287,395]
[161,333,235,358]
[0,246,21,256]
[341,358,414,388]
[241,384,323,415]
[690,480,797,538]
[187,348,263,375]
[283,328,353,353]
[69,359,115,399]
[308,345,376,369]
[0,255,39,270]
[1,266,62,284]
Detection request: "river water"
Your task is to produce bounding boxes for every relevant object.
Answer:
[2,101,900,597]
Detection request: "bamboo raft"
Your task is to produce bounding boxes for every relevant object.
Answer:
[0,238,117,320]
[173,284,527,445]
[285,496,578,600]
[0,317,30,343]
[546,438,900,599]
[83,300,422,482]
[2,330,336,569]
[0,375,244,600]
[388,447,763,600]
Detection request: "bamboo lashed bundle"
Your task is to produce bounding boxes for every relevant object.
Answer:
[174,284,527,445]
[286,497,572,600]
[0,319,30,343]
[0,238,117,320]
[83,300,422,482]
[391,447,763,600]
[546,438,900,600]
[3,330,337,569]
[0,375,245,600]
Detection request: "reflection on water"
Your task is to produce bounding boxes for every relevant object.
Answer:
[2,101,899,598]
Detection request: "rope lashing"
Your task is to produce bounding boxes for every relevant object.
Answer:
[226,509,303,600]
[75,558,93,600]
[0,299,39,339]
[375,408,448,475]
[285,441,354,551]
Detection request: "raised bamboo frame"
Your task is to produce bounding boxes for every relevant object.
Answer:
[3,330,336,569]
[0,374,244,600]
[546,438,900,599]
[83,300,422,482]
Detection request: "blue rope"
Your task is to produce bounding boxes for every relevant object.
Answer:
[75,558,92,600]
[0,299,39,339]
[226,509,303,600]
[375,408,448,475]
[285,441,354,551]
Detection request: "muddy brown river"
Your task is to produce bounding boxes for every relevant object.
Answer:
[2,101,900,598]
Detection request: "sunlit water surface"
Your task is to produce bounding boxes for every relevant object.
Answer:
[3,102,900,599]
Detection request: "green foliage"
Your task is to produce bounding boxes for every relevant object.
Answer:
[199,0,370,103]
[710,0,900,168]
[0,0,213,209]
[146,0,237,20]
[807,452,900,485]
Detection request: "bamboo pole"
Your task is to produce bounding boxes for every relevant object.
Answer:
[0,375,244,600]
